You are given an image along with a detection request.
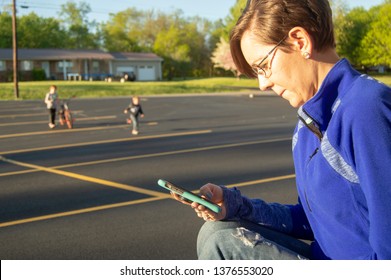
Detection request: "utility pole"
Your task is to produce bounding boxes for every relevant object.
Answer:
[12,0,19,99]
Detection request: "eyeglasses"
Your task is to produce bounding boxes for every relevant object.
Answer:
[251,36,287,78]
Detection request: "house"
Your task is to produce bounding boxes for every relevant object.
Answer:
[0,48,163,82]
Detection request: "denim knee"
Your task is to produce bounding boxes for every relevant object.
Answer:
[197,221,245,260]
[196,221,311,260]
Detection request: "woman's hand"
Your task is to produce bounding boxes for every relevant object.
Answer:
[171,183,226,221]
[193,183,226,221]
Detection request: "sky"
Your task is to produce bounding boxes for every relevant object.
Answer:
[3,0,387,23]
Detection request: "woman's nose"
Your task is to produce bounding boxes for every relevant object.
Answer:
[257,75,273,91]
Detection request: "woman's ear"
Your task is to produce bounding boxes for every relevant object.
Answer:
[288,27,313,58]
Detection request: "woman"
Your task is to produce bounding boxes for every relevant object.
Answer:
[175,0,391,259]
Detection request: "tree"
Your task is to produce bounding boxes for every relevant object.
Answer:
[0,12,12,48]
[153,24,191,80]
[17,13,66,48]
[59,1,100,49]
[101,7,213,79]
[0,3,98,49]
[208,0,247,78]
[101,8,154,52]
[0,0,252,79]
[101,8,178,52]
[211,37,240,77]
[360,2,391,67]
[221,0,248,41]
[183,17,213,77]
[59,1,91,27]
[153,13,214,79]
[334,7,372,66]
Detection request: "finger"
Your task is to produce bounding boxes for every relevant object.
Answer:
[171,193,191,205]
[199,183,222,203]
[171,192,181,200]
[202,212,216,221]
[201,191,213,200]
[179,196,192,205]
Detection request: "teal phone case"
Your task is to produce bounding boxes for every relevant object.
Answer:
[158,179,221,213]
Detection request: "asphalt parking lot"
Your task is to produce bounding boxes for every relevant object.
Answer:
[0,92,299,259]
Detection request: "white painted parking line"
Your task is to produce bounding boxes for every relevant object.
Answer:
[0,115,117,127]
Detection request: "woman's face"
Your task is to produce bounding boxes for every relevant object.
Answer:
[240,31,315,108]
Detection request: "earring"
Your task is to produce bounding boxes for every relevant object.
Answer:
[302,51,311,59]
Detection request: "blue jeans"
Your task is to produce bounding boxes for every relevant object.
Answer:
[130,115,139,131]
[197,220,312,260]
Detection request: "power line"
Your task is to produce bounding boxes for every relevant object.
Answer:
[3,0,121,18]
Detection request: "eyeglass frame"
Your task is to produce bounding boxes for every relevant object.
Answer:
[251,35,287,78]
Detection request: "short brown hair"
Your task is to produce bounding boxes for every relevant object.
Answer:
[230,0,335,77]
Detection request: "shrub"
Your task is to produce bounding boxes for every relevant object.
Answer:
[32,68,47,81]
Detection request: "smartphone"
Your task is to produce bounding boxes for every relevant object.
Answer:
[157,179,221,213]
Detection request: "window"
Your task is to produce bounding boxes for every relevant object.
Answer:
[57,61,73,71]
[21,60,33,71]
[92,61,100,73]
[139,65,153,69]
[0,61,5,71]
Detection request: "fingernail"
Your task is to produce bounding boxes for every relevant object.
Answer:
[205,192,212,200]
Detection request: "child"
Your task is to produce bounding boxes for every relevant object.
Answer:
[124,96,144,135]
[44,85,59,129]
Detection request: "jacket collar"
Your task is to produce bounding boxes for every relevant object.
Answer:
[298,58,360,138]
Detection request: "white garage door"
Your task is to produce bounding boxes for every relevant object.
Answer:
[138,65,155,81]
[115,66,135,76]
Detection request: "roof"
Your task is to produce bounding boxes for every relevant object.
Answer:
[0,48,163,61]
[110,52,163,61]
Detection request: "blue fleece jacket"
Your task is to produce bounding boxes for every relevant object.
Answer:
[223,59,391,259]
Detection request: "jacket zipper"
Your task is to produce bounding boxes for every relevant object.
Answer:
[297,107,322,212]
[297,116,322,140]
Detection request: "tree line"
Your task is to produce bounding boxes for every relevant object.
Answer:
[0,0,390,80]
[333,0,391,70]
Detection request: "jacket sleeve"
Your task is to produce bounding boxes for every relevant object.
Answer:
[288,199,314,240]
[222,186,291,234]
[223,186,314,239]
[348,83,391,259]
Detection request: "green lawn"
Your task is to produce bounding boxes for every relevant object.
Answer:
[0,78,259,100]
[0,75,390,100]
[373,75,391,86]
